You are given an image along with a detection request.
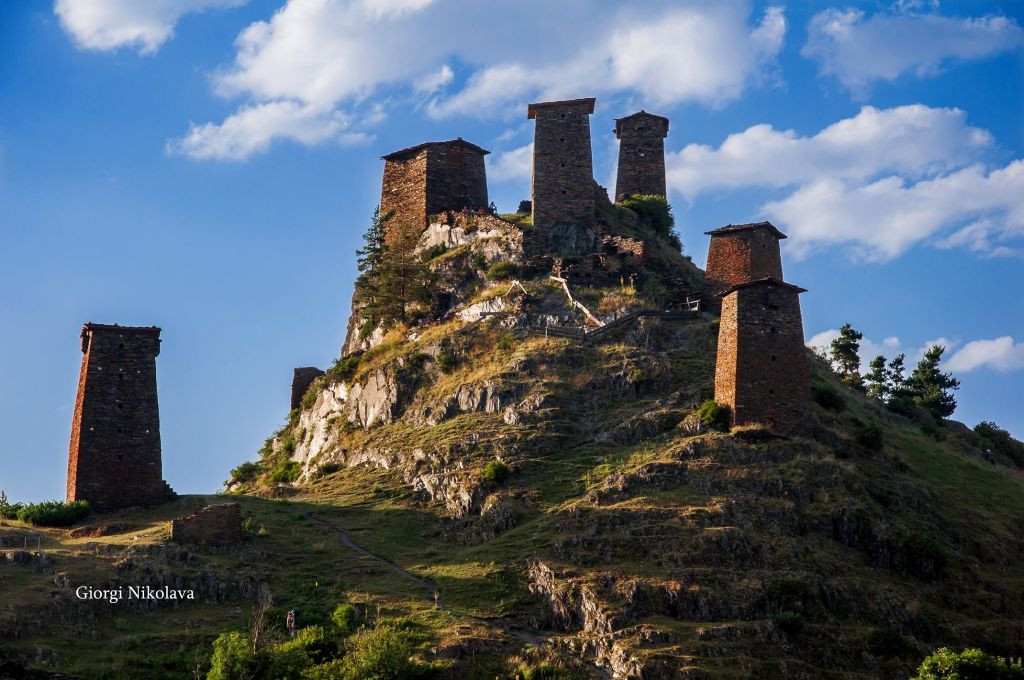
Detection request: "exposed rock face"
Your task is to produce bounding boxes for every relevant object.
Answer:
[170,503,241,545]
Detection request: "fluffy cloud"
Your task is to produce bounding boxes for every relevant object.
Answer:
[166,101,367,161]
[55,0,245,54]
[164,0,786,160]
[667,104,1023,261]
[487,143,533,183]
[946,337,1024,373]
[803,8,1024,94]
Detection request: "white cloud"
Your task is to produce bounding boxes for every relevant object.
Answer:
[486,144,533,183]
[667,104,1023,261]
[166,101,367,161]
[807,329,962,372]
[946,337,1024,373]
[55,0,245,54]
[803,8,1024,95]
[165,0,787,159]
[429,4,786,118]
[668,104,991,197]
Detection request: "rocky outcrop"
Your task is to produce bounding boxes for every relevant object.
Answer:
[170,503,242,545]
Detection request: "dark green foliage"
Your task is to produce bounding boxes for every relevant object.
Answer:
[974,421,1024,467]
[331,604,359,637]
[328,354,362,383]
[207,631,254,680]
[908,346,960,419]
[471,252,487,271]
[16,500,91,527]
[865,355,889,401]
[900,532,947,580]
[483,460,512,486]
[698,399,730,432]
[773,611,804,636]
[830,323,864,390]
[855,423,885,452]
[226,461,262,487]
[486,261,519,280]
[302,379,324,410]
[812,383,846,412]
[621,194,675,237]
[435,342,456,373]
[913,647,1024,679]
[513,664,584,680]
[356,206,387,274]
[338,620,440,680]
[269,460,302,485]
[0,491,24,520]
[420,243,448,261]
[356,211,435,328]
[767,578,813,611]
[497,334,517,353]
[868,626,913,658]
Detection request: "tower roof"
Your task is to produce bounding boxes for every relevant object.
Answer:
[381,138,489,161]
[527,97,596,119]
[83,323,161,334]
[718,277,807,297]
[614,110,669,137]
[705,221,787,240]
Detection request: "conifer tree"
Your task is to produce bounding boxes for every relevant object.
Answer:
[356,213,433,328]
[908,345,960,419]
[830,323,864,390]
[356,206,387,274]
[864,355,888,401]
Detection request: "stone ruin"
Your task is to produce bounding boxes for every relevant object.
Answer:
[291,367,325,411]
[170,503,242,545]
[614,110,669,201]
[66,323,174,511]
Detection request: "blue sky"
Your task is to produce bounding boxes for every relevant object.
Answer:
[1,0,1022,503]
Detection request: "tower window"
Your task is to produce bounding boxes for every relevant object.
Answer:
[116,402,123,410]
[769,389,775,395]
[771,355,777,361]
[118,343,124,349]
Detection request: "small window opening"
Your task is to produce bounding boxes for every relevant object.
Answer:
[116,402,123,410]
[118,343,124,349]
[117,454,123,460]
[771,355,777,361]
[769,389,775,395]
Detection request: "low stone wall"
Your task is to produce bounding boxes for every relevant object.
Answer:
[170,503,241,545]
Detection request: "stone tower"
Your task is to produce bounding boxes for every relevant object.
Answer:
[291,367,324,410]
[380,138,489,236]
[704,221,787,309]
[67,323,173,511]
[528,97,596,231]
[614,110,669,200]
[714,278,810,434]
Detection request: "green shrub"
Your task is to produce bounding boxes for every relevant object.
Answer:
[471,252,487,271]
[483,460,512,486]
[620,194,674,236]
[420,243,448,261]
[698,399,730,432]
[486,261,519,280]
[773,611,804,636]
[855,423,884,451]
[269,460,302,485]
[913,647,1024,679]
[514,664,584,680]
[974,421,1024,467]
[767,578,813,610]
[497,334,517,353]
[226,461,262,487]
[16,500,91,527]
[331,604,359,637]
[301,379,323,409]
[868,626,913,658]
[339,621,440,679]
[900,533,947,580]
[436,343,456,373]
[812,383,846,412]
[0,491,24,520]
[303,659,346,679]
[328,354,362,383]
[207,631,255,680]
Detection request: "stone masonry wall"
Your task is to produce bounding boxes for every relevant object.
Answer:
[381,151,429,237]
[614,112,668,200]
[67,324,173,511]
[530,99,596,232]
[704,226,784,310]
[291,367,325,411]
[715,281,810,434]
[170,503,241,545]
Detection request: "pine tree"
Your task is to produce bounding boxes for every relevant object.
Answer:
[830,323,864,390]
[357,215,433,328]
[908,346,960,419]
[356,206,388,274]
[864,355,888,401]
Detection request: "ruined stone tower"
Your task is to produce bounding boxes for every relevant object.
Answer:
[528,98,596,231]
[714,278,811,435]
[67,323,173,511]
[291,367,324,410]
[380,138,489,235]
[614,110,669,200]
[704,221,786,308]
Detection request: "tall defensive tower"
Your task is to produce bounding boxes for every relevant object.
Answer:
[714,278,811,435]
[67,323,173,510]
[614,110,669,200]
[379,138,489,236]
[704,221,786,308]
[528,97,596,231]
